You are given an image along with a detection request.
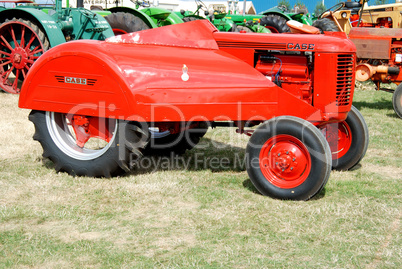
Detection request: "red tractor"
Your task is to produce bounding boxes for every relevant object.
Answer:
[309,1,402,118]
[18,20,368,200]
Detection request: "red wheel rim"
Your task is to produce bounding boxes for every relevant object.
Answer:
[321,122,352,160]
[259,134,311,189]
[112,28,128,36]
[0,21,45,94]
[265,26,279,33]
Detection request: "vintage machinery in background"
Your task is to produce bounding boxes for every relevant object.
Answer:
[84,0,184,35]
[0,0,114,94]
[352,0,402,28]
[177,0,269,33]
[248,4,314,33]
[19,21,368,200]
[307,1,402,118]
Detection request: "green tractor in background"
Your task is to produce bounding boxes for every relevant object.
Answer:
[176,0,270,33]
[87,0,184,35]
[0,0,114,94]
[226,1,314,33]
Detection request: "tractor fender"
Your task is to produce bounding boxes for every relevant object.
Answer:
[0,8,66,47]
[19,21,322,123]
[107,7,158,28]
[19,40,134,119]
[164,11,185,25]
[141,7,184,25]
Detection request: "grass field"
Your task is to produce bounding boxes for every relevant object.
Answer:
[0,85,401,268]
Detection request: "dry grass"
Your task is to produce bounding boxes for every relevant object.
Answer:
[0,86,401,268]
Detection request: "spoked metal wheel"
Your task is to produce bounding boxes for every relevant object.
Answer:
[0,18,49,94]
[29,110,149,177]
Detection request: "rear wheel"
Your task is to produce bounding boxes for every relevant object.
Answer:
[312,18,339,33]
[259,14,290,33]
[145,123,208,155]
[182,16,201,22]
[393,84,402,118]
[105,12,150,35]
[0,18,49,94]
[319,106,369,170]
[29,110,149,177]
[246,116,331,200]
[236,25,253,33]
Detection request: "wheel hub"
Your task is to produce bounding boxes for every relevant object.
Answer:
[10,47,28,69]
[259,134,311,189]
[273,150,298,174]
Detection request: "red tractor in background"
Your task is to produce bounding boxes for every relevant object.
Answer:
[18,20,368,200]
[310,0,402,118]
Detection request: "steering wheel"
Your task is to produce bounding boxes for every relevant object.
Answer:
[133,0,151,8]
[195,0,208,11]
[277,5,289,12]
[318,2,345,18]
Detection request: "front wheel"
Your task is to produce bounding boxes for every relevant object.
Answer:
[319,106,369,171]
[393,84,402,118]
[246,116,331,200]
[29,110,149,177]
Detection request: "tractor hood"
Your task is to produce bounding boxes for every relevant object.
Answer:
[213,30,355,54]
[105,19,219,49]
[105,19,355,54]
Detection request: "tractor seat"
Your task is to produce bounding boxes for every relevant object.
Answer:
[344,1,362,9]
[286,20,320,34]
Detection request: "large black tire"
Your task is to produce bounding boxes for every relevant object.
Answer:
[393,84,402,118]
[0,18,49,94]
[259,14,290,33]
[236,25,253,33]
[312,18,339,33]
[105,12,150,35]
[145,123,208,155]
[29,110,149,177]
[246,116,331,201]
[182,16,201,22]
[320,106,369,171]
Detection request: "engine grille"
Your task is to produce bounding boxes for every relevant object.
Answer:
[336,54,354,106]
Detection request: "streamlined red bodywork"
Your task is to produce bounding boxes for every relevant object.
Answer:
[19,20,355,125]
[19,20,365,201]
